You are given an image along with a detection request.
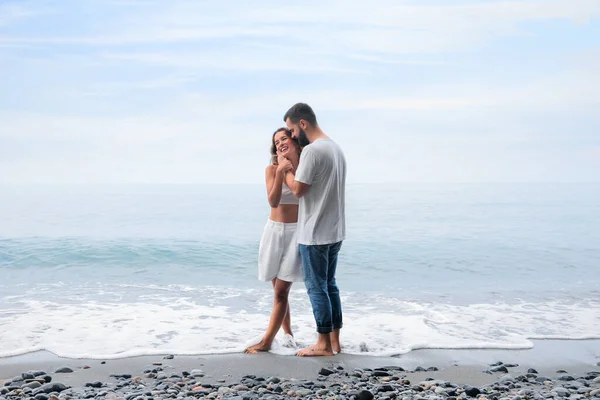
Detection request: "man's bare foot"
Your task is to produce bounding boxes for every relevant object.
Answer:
[330,330,341,353]
[244,340,271,354]
[331,339,341,353]
[296,343,335,357]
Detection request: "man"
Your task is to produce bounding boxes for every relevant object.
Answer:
[282,103,347,357]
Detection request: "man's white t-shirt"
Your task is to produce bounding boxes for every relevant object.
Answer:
[294,138,346,245]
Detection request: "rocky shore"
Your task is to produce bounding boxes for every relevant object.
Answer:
[2,360,599,400]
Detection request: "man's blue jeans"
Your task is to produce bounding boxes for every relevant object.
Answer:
[298,241,343,334]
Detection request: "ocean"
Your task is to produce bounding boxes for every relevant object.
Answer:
[1,183,599,359]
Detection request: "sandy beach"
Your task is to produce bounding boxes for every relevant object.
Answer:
[1,340,599,399]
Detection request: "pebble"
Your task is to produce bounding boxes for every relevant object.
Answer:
[357,390,375,400]
[3,362,598,400]
[553,388,570,397]
[558,375,574,381]
[465,387,481,397]
[54,367,73,374]
[22,381,42,390]
[218,386,233,394]
[110,374,132,379]
[296,388,313,397]
[33,383,69,395]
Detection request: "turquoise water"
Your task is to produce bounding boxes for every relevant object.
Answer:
[1,183,599,358]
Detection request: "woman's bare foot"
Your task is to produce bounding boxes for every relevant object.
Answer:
[281,334,298,349]
[296,343,335,357]
[244,340,271,354]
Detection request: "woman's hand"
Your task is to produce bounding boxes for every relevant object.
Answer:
[277,155,293,173]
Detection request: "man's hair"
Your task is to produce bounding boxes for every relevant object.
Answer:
[283,103,317,126]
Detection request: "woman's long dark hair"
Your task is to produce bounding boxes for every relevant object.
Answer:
[271,128,301,165]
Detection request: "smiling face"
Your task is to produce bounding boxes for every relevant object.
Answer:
[271,129,299,163]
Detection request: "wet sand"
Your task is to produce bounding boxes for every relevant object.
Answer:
[1,340,599,389]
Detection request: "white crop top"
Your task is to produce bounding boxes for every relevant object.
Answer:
[279,182,299,205]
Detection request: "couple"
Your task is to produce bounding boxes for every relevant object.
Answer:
[245,103,347,357]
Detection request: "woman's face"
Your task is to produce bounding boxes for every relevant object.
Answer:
[273,130,297,158]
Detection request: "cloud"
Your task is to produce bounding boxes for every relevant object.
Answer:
[0,0,599,184]
[2,0,599,55]
[101,51,358,74]
[2,53,597,185]
[0,3,41,27]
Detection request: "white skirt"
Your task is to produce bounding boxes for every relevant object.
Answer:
[257,219,304,282]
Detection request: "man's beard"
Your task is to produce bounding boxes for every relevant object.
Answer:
[298,128,310,147]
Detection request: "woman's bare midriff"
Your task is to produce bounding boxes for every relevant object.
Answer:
[269,204,299,223]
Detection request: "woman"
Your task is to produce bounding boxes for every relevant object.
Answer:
[245,128,303,354]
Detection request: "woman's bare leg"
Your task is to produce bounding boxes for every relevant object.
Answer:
[282,303,292,336]
[273,279,293,336]
[245,278,293,353]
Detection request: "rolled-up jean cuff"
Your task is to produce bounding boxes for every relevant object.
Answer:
[316,325,333,334]
[334,322,343,330]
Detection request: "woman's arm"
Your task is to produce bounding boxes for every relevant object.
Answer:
[265,165,285,208]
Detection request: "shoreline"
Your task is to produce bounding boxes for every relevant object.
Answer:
[2,340,599,389]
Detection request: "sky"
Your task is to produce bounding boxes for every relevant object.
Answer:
[1,0,599,184]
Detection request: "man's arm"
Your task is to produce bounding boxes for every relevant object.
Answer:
[284,171,310,198]
[288,146,316,198]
